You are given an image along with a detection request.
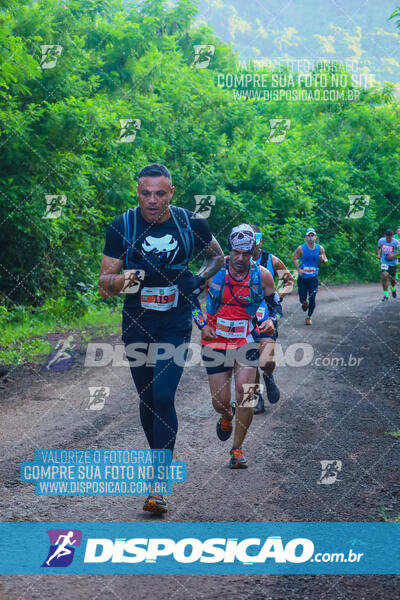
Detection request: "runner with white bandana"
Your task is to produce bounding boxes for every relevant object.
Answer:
[192,224,278,469]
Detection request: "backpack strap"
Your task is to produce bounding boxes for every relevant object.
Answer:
[206,263,227,315]
[123,207,137,269]
[249,262,265,304]
[168,205,194,270]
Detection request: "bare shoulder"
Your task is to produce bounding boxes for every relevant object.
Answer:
[271,254,287,271]
[260,265,274,284]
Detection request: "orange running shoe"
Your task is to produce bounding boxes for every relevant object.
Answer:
[229,447,248,469]
[143,494,168,513]
[216,416,233,441]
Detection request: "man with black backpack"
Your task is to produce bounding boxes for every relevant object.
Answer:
[98,164,224,513]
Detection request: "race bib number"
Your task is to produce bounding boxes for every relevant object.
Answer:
[381,244,393,254]
[381,264,389,271]
[303,266,317,274]
[140,286,179,311]
[216,318,249,339]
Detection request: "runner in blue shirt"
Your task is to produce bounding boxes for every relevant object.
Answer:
[377,229,400,301]
[292,228,328,325]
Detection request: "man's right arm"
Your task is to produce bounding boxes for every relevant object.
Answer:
[292,246,304,275]
[98,216,140,298]
[98,255,140,298]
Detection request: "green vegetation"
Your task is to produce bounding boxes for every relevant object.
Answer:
[385,430,400,438]
[0,301,121,364]
[375,505,400,522]
[1,0,400,363]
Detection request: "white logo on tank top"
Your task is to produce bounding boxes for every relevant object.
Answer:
[142,234,178,254]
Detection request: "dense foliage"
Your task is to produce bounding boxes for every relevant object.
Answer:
[1,0,399,316]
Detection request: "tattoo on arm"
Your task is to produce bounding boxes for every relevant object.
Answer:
[197,237,224,281]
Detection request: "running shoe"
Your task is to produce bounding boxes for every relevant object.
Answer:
[143,494,168,514]
[392,289,397,299]
[382,296,389,302]
[301,301,309,311]
[263,372,280,404]
[216,416,233,441]
[305,316,312,325]
[229,447,248,469]
[253,392,265,414]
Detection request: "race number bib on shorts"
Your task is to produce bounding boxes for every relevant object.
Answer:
[140,286,179,311]
[216,317,249,339]
[381,264,389,271]
[303,266,317,274]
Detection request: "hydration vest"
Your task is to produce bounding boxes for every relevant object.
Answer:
[122,205,195,270]
[207,259,268,321]
[253,250,274,278]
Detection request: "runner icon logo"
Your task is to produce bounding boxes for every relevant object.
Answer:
[317,460,342,485]
[194,195,216,219]
[242,383,265,408]
[86,387,110,411]
[43,194,67,219]
[39,45,63,69]
[42,335,78,373]
[346,195,370,219]
[42,529,82,567]
[267,119,291,143]
[191,45,215,69]
[117,119,141,143]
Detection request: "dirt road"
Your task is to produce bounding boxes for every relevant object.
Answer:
[0,283,399,598]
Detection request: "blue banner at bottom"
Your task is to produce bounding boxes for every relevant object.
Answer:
[0,522,399,574]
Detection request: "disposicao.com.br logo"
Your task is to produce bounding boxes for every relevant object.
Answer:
[83,536,362,565]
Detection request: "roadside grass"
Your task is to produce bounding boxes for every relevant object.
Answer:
[0,302,121,365]
[385,430,400,438]
[375,506,400,523]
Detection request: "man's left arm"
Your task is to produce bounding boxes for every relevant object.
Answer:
[319,245,328,264]
[393,240,400,257]
[259,267,281,335]
[190,232,224,332]
[271,255,295,298]
[197,236,224,282]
